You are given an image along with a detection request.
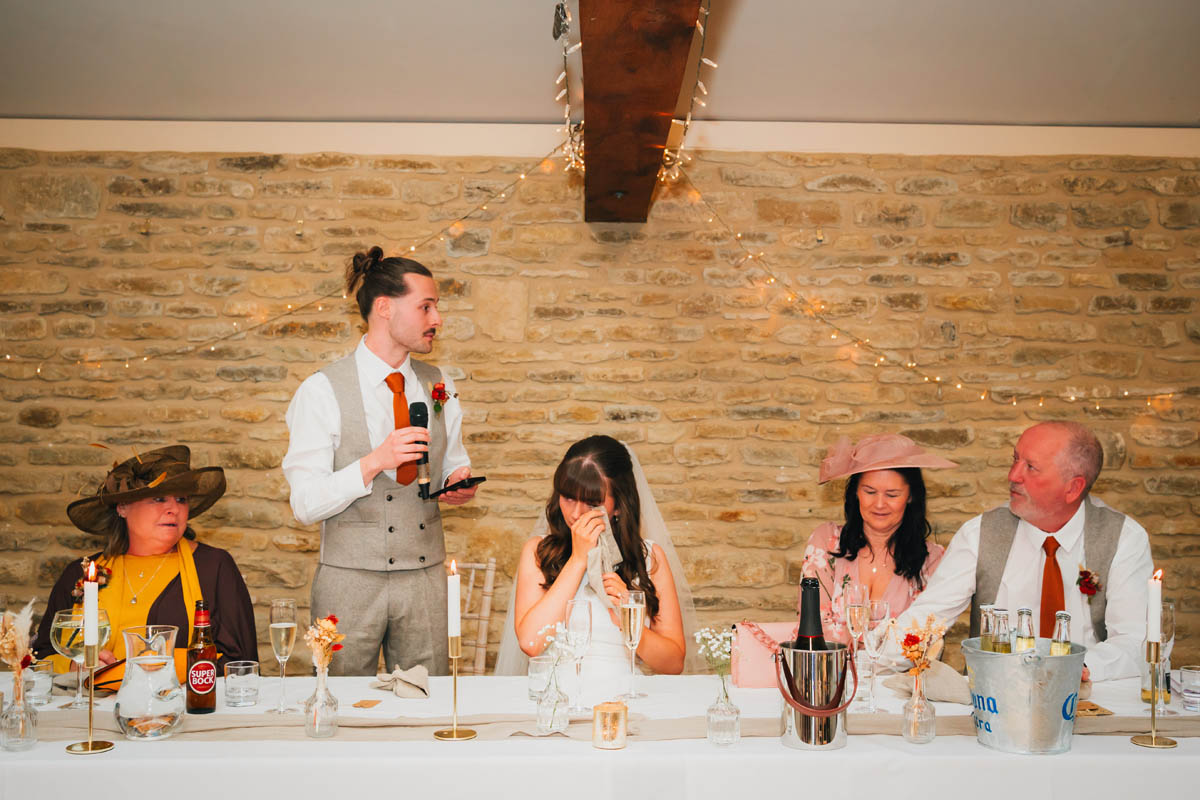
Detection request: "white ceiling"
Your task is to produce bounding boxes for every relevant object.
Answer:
[1,0,1198,128]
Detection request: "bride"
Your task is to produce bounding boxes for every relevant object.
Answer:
[495,435,700,686]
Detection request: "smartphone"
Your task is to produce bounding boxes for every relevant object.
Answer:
[430,475,487,498]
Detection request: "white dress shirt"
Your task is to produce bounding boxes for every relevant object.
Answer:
[890,497,1153,681]
[283,337,469,526]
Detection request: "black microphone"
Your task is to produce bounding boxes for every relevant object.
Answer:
[408,401,432,499]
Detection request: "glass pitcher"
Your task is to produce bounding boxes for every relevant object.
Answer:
[114,625,185,740]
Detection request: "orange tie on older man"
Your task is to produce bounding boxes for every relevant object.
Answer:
[1040,536,1065,637]
[384,373,417,485]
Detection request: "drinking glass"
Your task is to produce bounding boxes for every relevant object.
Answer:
[223,661,260,707]
[527,655,554,701]
[1180,665,1200,712]
[619,590,646,701]
[858,599,891,714]
[565,599,592,712]
[22,660,54,707]
[843,584,870,709]
[267,599,298,714]
[49,609,111,709]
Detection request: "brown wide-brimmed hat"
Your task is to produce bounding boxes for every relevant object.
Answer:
[66,445,226,535]
[818,434,958,484]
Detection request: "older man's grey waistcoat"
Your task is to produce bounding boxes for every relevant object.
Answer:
[968,500,1123,640]
[316,354,447,572]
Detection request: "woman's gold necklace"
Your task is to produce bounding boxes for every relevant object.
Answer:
[124,555,170,605]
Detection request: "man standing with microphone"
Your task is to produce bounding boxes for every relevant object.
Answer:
[283,246,478,676]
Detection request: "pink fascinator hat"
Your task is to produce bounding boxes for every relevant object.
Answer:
[818,433,958,484]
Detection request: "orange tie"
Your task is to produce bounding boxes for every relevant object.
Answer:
[1040,536,1065,637]
[384,373,417,485]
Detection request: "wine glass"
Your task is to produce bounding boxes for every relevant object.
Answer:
[267,599,298,714]
[1152,601,1177,716]
[49,609,111,709]
[858,599,891,714]
[619,590,646,701]
[843,584,870,708]
[565,599,592,712]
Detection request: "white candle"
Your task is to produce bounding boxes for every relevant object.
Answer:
[1147,569,1163,642]
[447,561,461,638]
[83,561,99,646]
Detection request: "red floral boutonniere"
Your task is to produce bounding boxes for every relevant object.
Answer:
[1076,566,1101,598]
[70,557,112,602]
[429,381,455,414]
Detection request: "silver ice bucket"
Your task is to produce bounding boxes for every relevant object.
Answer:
[776,642,856,750]
[961,637,1087,755]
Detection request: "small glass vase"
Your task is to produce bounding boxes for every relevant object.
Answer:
[304,666,338,739]
[902,671,936,744]
[706,673,740,746]
[2,669,38,751]
[536,678,569,735]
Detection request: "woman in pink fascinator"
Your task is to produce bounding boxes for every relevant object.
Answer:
[801,434,958,644]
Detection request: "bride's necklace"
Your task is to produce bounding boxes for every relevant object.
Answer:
[124,554,170,605]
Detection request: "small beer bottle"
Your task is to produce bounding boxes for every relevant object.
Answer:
[187,600,217,714]
[979,603,996,652]
[1050,611,1072,656]
[1014,607,1036,652]
[992,609,1013,653]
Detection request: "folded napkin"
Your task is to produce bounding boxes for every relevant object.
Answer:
[371,664,430,699]
[585,509,623,612]
[882,660,971,705]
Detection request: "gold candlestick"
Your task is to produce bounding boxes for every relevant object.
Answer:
[66,643,114,754]
[434,635,476,741]
[1132,640,1177,749]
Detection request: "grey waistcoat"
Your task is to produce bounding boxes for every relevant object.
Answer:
[968,500,1123,640]
[316,354,447,572]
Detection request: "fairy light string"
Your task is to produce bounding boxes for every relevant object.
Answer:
[4,143,566,373]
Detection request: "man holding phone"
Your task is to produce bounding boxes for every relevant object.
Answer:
[283,246,479,676]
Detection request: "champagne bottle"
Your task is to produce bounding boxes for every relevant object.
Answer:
[979,603,995,652]
[1049,611,1071,656]
[794,576,826,651]
[1014,607,1036,652]
[992,609,1012,653]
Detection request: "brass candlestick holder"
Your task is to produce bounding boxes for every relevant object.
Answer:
[1132,640,1177,749]
[66,644,114,754]
[434,635,476,741]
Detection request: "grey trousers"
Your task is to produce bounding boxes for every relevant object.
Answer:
[311,562,449,677]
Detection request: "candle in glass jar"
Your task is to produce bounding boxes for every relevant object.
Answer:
[83,561,99,646]
[1147,569,1163,642]
[447,561,461,638]
[592,701,627,749]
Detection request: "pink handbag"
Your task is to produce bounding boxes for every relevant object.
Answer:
[731,621,798,688]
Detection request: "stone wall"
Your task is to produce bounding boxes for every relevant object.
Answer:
[1,146,1198,672]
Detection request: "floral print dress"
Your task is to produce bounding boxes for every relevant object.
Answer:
[799,521,945,644]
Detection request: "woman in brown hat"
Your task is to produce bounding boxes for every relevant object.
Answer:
[34,446,257,678]
[802,434,958,644]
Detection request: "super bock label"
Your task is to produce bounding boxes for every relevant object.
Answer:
[189,660,216,694]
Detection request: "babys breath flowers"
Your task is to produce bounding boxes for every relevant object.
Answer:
[305,614,345,671]
[693,627,734,677]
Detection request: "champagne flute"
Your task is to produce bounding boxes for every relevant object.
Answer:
[267,599,298,714]
[1152,601,1177,716]
[565,599,592,713]
[49,609,111,709]
[843,584,870,708]
[859,599,891,714]
[619,590,646,701]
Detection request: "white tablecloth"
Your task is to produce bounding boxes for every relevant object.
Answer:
[2,674,1198,800]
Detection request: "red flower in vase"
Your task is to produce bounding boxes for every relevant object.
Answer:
[902,633,921,649]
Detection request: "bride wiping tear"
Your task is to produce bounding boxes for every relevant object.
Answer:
[494,435,701,692]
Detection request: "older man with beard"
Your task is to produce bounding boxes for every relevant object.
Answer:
[887,421,1153,681]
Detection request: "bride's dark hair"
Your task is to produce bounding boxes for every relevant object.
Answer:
[536,435,660,620]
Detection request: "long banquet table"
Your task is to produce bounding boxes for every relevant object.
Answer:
[2,673,1197,800]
